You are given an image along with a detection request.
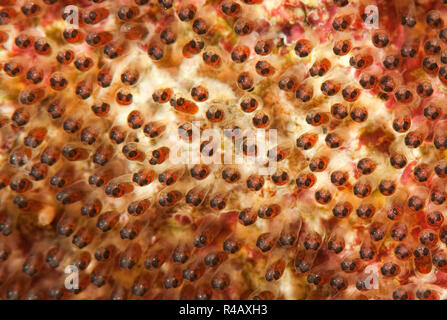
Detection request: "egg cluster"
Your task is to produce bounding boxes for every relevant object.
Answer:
[1,0,447,300]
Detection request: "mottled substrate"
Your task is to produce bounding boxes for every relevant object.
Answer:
[0,0,447,300]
